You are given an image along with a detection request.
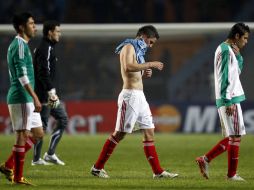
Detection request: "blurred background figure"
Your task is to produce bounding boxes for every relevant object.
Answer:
[32,20,67,166]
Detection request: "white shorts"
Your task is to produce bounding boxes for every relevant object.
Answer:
[218,103,246,137]
[8,103,42,131]
[115,89,155,133]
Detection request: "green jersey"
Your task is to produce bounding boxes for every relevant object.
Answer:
[7,36,35,104]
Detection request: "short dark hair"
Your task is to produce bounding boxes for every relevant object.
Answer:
[43,20,60,37]
[136,25,160,39]
[12,12,34,33]
[227,22,250,39]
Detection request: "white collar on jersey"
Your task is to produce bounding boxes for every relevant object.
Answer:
[16,35,28,43]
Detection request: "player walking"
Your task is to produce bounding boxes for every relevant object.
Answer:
[32,20,67,166]
[0,12,44,185]
[91,25,178,179]
[196,23,250,181]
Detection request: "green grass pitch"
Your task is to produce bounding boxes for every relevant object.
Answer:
[0,134,253,190]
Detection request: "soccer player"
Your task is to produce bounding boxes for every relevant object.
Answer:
[196,23,250,181]
[0,12,44,185]
[32,20,67,166]
[91,25,178,179]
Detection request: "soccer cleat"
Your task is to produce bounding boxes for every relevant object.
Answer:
[91,165,110,178]
[153,171,179,179]
[196,156,209,179]
[13,177,35,186]
[31,158,52,166]
[227,174,245,181]
[43,153,65,165]
[0,163,14,182]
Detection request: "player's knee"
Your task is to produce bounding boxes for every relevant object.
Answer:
[59,116,68,129]
[229,135,241,139]
[112,131,126,141]
[31,128,44,140]
[143,129,154,141]
[37,131,44,139]
[53,128,65,136]
[118,135,125,141]
[16,131,28,145]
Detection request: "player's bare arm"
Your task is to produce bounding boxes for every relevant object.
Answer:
[121,44,164,72]
[24,84,42,112]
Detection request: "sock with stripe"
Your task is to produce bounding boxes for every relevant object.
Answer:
[94,135,118,169]
[205,137,229,162]
[13,145,25,181]
[143,141,163,175]
[227,137,241,177]
[5,136,35,169]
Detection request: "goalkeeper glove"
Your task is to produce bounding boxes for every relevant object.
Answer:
[48,88,60,109]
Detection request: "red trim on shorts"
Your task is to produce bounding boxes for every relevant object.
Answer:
[119,100,127,132]
[233,105,239,135]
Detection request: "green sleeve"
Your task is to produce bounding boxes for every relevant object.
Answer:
[236,53,243,71]
[220,48,230,101]
[12,43,27,78]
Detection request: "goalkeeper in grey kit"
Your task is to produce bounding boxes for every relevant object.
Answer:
[32,20,68,165]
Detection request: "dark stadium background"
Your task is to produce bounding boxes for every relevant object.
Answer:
[0,0,254,134]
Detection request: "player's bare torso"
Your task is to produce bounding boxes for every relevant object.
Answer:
[119,45,143,90]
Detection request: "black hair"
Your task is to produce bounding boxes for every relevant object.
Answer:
[227,22,250,39]
[43,20,60,37]
[136,25,160,39]
[12,12,34,33]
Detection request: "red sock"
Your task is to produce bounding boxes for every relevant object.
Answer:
[143,141,163,174]
[94,135,118,169]
[25,136,36,150]
[227,138,241,177]
[5,137,35,169]
[5,153,14,169]
[205,137,229,162]
[13,145,25,181]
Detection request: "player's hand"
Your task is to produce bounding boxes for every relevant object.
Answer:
[48,88,60,109]
[143,69,152,78]
[150,61,164,70]
[225,105,235,116]
[231,43,240,55]
[48,94,60,109]
[34,97,42,112]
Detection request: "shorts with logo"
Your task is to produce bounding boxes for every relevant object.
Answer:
[8,102,42,131]
[218,103,246,137]
[115,89,155,133]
